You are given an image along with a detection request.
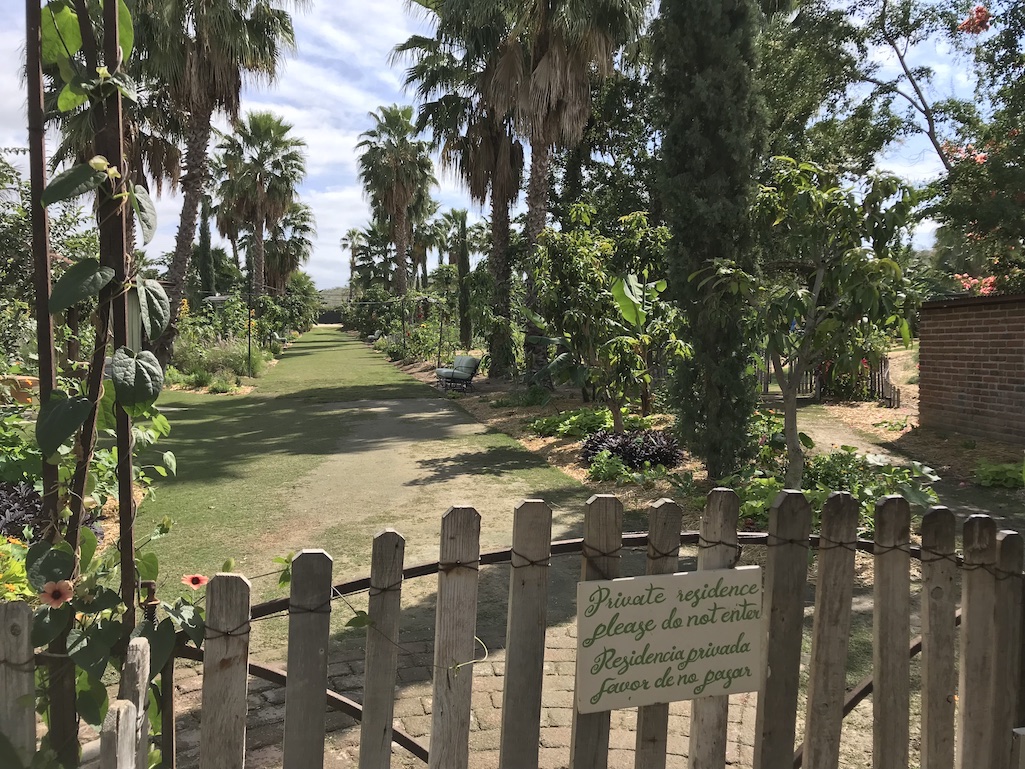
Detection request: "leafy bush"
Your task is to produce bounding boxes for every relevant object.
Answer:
[530,408,652,438]
[0,481,43,540]
[491,386,552,409]
[587,450,631,482]
[581,429,682,470]
[974,457,1025,489]
[208,377,235,394]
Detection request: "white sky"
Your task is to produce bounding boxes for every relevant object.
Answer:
[0,2,970,288]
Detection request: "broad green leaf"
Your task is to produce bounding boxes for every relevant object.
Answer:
[36,390,93,457]
[95,385,117,433]
[68,621,119,680]
[118,0,134,62]
[111,347,163,415]
[130,185,158,246]
[27,546,75,591]
[612,277,645,328]
[75,669,109,727]
[136,277,169,338]
[346,610,372,629]
[50,259,115,314]
[57,82,88,112]
[41,164,106,206]
[41,3,83,64]
[32,604,72,647]
[111,72,138,104]
[79,526,98,573]
[134,618,176,680]
[162,451,177,476]
[136,551,159,581]
[76,586,122,614]
[798,432,815,449]
[165,601,204,648]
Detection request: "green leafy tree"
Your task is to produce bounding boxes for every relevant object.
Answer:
[216,111,307,297]
[654,0,765,480]
[357,105,437,296]
[755,158,916,486]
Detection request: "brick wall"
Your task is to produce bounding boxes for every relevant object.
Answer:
[919,294,1025,445]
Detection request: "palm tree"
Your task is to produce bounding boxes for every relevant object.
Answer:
[340,228,365,301]
[141,0,308,314]
[353,217,395,291]
[396,7,525,376]
[357,105,437,296]
[410,198,441,289]
[265,201,316,294]
[216,111,307,296]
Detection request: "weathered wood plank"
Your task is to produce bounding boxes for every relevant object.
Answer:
[920,507,957,769]
[0,602,35,765]
[429,507,481,769]
[753,490,813,769]
[360,530,406,769]
[689,489,740,769]
[284,550,334,769]
[957,515,998,769]
[500,500,553,769]
[100,700,138,769]
[874,495,912,769]
[992,530,1023,769]
[200,574,251,769]
[118,637,150,769]
[802,492,859,769]
[1011,727,1025,769]
[570,494,624,769]
[635,499,683,769]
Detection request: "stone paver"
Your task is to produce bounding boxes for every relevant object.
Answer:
[171,622,759,769]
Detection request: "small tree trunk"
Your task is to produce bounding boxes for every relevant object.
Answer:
[393,209,409,296]
[610,399,626,433]
[252,209,266,298]
[457,218,471,350]
[773,353,805,488]
[523,139,553,379]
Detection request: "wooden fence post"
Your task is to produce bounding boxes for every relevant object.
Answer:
[118,637,150,769]
[920,507,957,769]
[0,602,35,765]
[570,494,624,769]
[499,500,553,769]
[957,515,998,769]
[635,499,682,769]
[360,530,406,769]
[753,490,812,769]
[284,550,334,769]
[992,530,1023,769]
[429,507,481,769]
[100,700,138,769]
[200,574,251,769]
[874,495,912,769]
[802,492,859,769]
[688,489,740,769]
[1012,728,1025,769]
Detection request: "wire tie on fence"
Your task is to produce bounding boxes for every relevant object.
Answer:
[368,579,404,596]
[439,560,479,574]
[205,620,251,641]
[510,548,551,568]
[815,535,859,553]
[647,544,680,561]
[581,543,623,560]
[0,656,35,672]
[288,600,332,616]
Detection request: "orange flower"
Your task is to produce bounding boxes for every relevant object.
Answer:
[182,574,209,590]
[39,580,74,609]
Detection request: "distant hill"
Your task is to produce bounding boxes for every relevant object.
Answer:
[319,286,348,307]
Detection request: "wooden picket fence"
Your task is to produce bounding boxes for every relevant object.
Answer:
[2,491,1025,769]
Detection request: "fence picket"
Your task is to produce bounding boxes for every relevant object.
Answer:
[428,507,481,769]
[920,507,957,769]
[100,700,138,769]
[284,550,334,769]
[200,574,252,769]
[753,490,813,769]
[117,638,150,769]
[1012,728,1025,769]
[499,500,553,769]
[874,496,912,769]
[689,489,740,769]
[803,492,859,769]
[570,494,624,769]
[992,530,1024,769]
[0,602,34,765]
[360,530,406,769]
[958,515,998,769]
[635,499,683,769]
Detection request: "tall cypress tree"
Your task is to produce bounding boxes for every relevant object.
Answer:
[654,0,764,480]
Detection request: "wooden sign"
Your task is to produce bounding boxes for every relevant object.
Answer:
[575,566,763,713]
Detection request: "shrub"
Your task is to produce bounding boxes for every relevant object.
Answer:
[974,458,1025,489]
[530,408,651,438]
[0,481,43,540]
[587,450,631,482]
[580,429,682,470]
[208,377,235,394]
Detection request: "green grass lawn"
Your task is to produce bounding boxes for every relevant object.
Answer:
[136,327,436,588]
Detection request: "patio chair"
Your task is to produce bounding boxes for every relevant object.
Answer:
[436,355,481,391]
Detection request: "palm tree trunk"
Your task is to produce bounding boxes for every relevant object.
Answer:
[393,209,409,295]
[523,139,553,378]
[252,212,266,298]
[488,195,515,378]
